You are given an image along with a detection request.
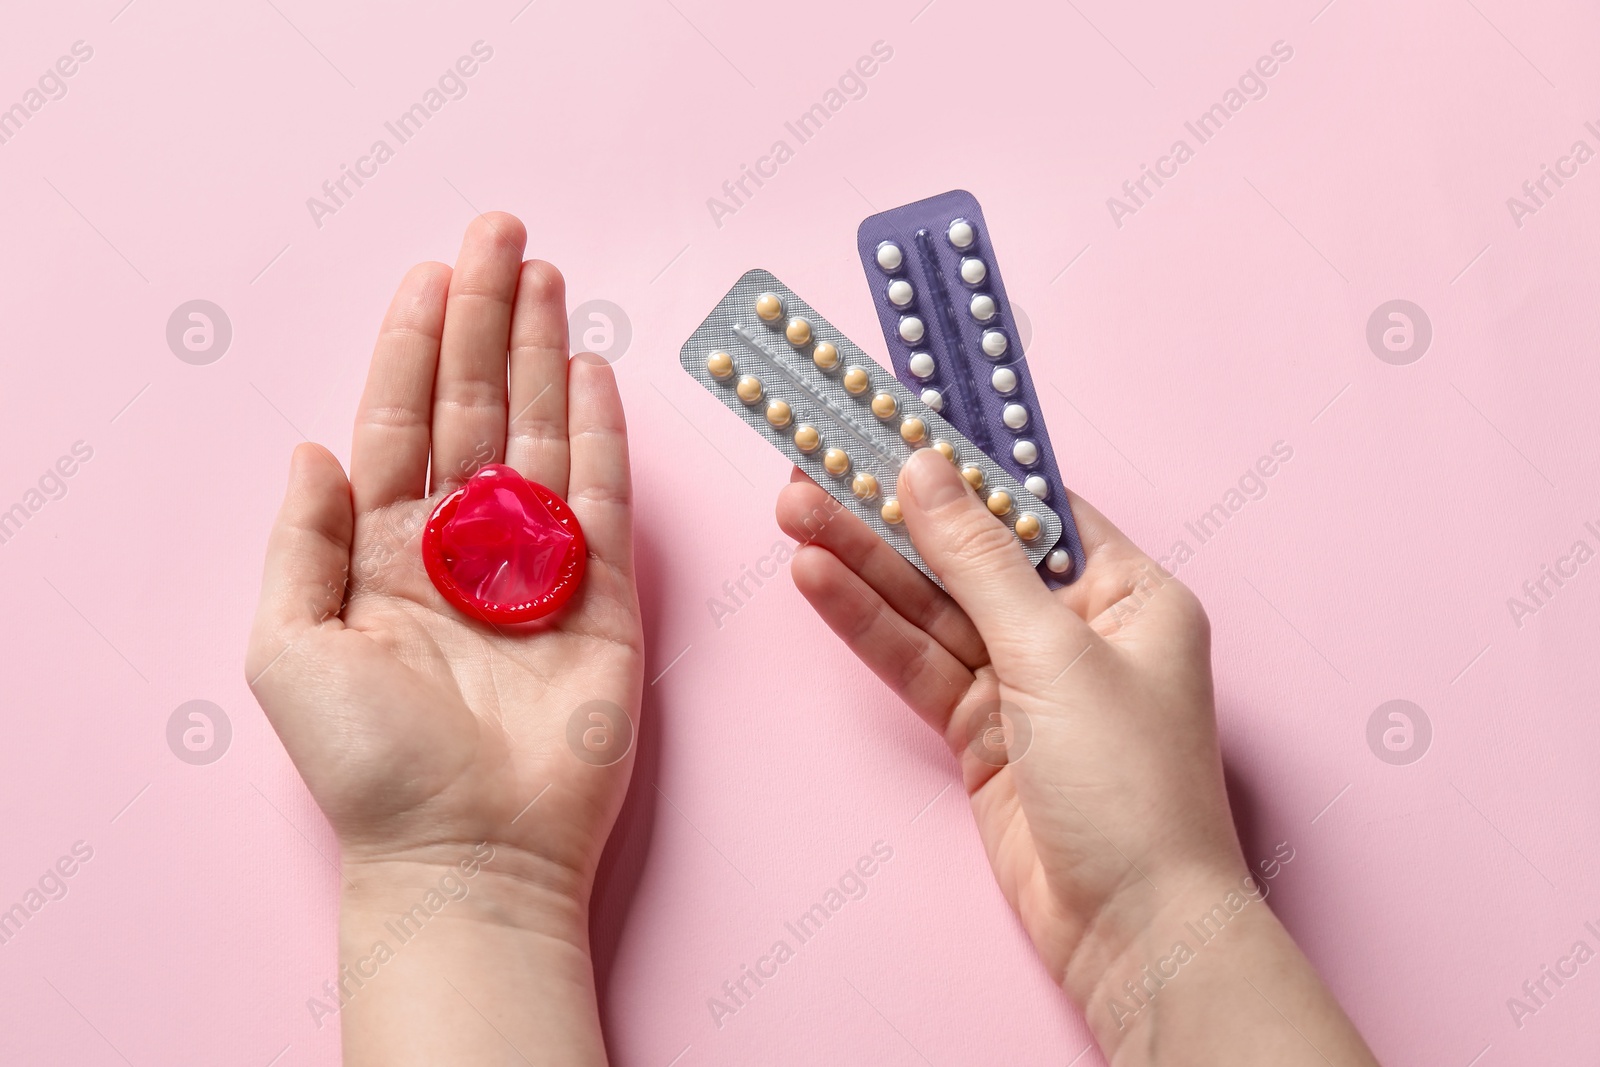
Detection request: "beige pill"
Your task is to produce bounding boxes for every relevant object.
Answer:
[986,490,1013,516]
[871,392,898,420]
[786,317,813,346]
[1014,513,1043,541]
[736,375,763,405]
[933,440,956,462]
[823,448,850,476]
[852,472,879,499]
[880,498,903,525]
[899,417,927,444]
[793,424,821,453]
[961,465,985,491]
[843,366,870,395]
[706,350,734,380]
[756,292,784,322]
[812,340,840,370]
[765,399,792,428]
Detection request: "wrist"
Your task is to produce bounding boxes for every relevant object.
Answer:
[333,845,610,1066]
[341,842,592,951]
[1066,864,1284,1054]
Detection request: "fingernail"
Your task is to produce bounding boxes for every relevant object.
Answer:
[902,448,965,509]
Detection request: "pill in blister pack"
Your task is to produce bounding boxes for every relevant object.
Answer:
[856,189,1086,584]
[679,269,1063,587]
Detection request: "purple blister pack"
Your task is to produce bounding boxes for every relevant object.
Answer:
[856,189,1085,584]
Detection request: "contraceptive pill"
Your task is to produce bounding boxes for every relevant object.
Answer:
[680,269,1061,587]
[856,189,1087,585]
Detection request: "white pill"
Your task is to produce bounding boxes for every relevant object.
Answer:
[1003,403,1028,430]
[876,241,903,272]
[908,351,936,379]
[947,218,975,249]
[959,257,987,285]
[921,388,943,411]
[1025,474,1049,499]
[887,279,914,308]
[1046,549,1073,574]
[970,293,997,322]
[991,367,1018,394]
[982,329,1008,358]
[1013,439,1039,465]
[899,316,925,343]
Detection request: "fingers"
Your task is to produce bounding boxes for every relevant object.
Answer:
[1064,490,1146,563]
[430,212,527,492]
[505,259,571,496]
[789,545,973,732]
[564,354,633,576]
[1054,490,1174,625]
[775,474,987,671]
[247,444,353,681]
[349,262,450,513]
[898,450,1090,668]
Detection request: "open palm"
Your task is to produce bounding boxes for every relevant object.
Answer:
[246,214,643,900]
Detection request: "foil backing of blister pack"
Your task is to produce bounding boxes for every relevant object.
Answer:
[856,189,1087,585]
[679,268,1063,588]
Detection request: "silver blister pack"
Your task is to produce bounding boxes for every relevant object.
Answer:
[678,268,1063,587]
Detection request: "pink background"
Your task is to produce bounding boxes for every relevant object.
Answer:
[2,0,1597,1063]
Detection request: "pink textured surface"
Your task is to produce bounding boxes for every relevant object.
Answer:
[1,1,1595,1063]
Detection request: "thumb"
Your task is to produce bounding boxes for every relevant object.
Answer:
[246,443,353,688]
[898,448,1074,655]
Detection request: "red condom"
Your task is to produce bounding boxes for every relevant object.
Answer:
[422,464,586,624]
